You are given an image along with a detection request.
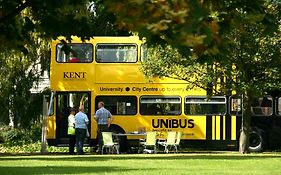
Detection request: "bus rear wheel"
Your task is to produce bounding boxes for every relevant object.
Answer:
[248,128,265,152]
[109,125,128,152]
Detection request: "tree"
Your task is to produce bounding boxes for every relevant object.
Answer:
[105,0,281,153]
[0,0,128,52]
[0,0,94,127]
[0,0,129,128]
[0,34,50,128]
[0,0,85,51]
[105,0,277,55]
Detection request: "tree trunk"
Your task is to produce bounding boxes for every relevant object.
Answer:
[8,95,15,129]
[239,93,253,154]
[41,95,49,154]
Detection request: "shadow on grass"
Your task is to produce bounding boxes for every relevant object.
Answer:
[0,153,281,162]
[0,166,141,175]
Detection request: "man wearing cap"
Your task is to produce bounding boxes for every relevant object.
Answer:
[68,108,76,155]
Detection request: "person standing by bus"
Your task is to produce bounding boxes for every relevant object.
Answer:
[68,108,76,155]
[94,102,113,153]
[75,106,89,155]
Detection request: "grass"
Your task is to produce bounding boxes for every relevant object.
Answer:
[0,152,281,175]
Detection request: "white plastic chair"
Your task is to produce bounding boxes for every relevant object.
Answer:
[158,132,177,153]
[101,132,119,154]
[139,132,157,153]
[175,132,182,153]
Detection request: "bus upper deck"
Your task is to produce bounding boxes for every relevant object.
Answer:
[50,36,151,91]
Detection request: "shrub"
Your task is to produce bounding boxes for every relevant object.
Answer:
[0,123,41,146]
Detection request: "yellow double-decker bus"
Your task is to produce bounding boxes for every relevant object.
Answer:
[47,36,241,151]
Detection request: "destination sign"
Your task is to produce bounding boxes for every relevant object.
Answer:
[99,86,188,92]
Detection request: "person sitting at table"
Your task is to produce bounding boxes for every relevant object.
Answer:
[94,101,113,153]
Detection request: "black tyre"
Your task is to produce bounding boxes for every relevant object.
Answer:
[108,125,128,152]
[248,128,265,152]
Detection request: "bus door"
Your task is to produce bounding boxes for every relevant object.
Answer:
[56,92,91,145]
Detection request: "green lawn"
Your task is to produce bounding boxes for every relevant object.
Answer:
[0,153,281,175]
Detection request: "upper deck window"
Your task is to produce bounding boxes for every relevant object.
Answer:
[141,44,147,62]
[140,96,181,115]
[185,96,226,115]
[96,44,137,63]
[56,43,93,63]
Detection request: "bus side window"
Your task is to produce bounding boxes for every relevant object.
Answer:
[140,44,147,62]
[140,96,181,115]
[251,96,273,116]
[96,44,138,63]
[95,96,137,115]
[185,96,226,115]
[230,98,242,115]
[277,97,281,116]
[56,43,93,63]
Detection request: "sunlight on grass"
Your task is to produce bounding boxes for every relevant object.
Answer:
[0,153,281,175]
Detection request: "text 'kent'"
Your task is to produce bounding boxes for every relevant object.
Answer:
[63,72,87,79]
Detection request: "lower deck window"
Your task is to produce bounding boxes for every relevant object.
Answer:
[230,98,242,115]
[95,96,137,115]
[185,96,226,115]
[140,96,181,115]
[277,97,281,116]
[251,96,273,116]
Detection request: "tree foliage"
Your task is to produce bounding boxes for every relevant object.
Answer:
[0,34,50,128]
[0,0,128,52]
[105,0,279,57]
[0,0,128,128]
[107,0,281,153]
